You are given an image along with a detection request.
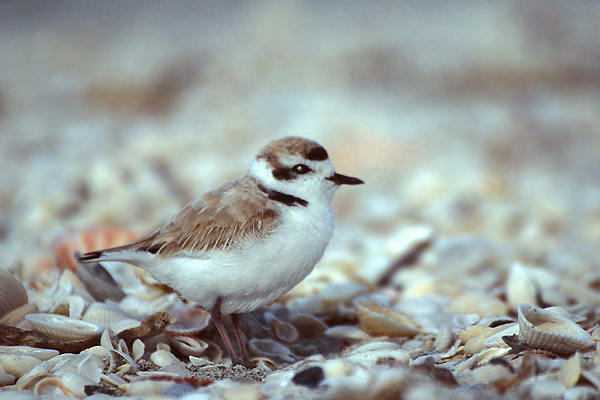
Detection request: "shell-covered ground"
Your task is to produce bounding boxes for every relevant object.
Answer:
[1,2,600,399]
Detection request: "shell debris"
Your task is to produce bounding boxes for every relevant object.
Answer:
[4,4,600,398]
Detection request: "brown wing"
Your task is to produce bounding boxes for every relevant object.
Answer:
[78,177,279,261]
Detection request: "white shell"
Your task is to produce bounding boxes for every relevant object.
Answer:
[25,313,103,341]
[169,336,209,357]
[150,349,180,367]
[33,376,72,396]
[82,302,140,333]
[0,354,43,379]
[165,306,211,336]
[0,346,59,362]
[517,304,593,355]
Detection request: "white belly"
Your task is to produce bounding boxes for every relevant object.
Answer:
[142,205,334,314]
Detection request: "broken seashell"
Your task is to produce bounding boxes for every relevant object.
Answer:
[251,356,279,371]
[325,325,371,341]
[0,353,43,378]
[345,341,410,366]
[25,313,103,341]
[11,360,52,390]
[34,372,96,398]
[0,268,28,319]
[506,263,560,312]
[82,302,140,333]
[165,306,211,336]
[560,353,582,388]
[0,303,39,327]
[132,339,145,362]
[463,323,517,356]
[517,304,593,355]
[34,376,72,396]
[354,297,419,337]
[170,336,209,357]
[150,349,181,367]
[0,346,59,362]
[51,295,86,319]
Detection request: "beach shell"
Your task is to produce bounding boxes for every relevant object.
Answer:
[0,346,59,362]
[325,325,371,341]
[506,264,559,311]
[132,339,145,361]
[560,353,582,388]
[82,302,140,333]
[150,349,181,367]
[290,313,328,337]
[354,297,419,337]
[51,295,87,319]
[517,304,593,355]
[33,376,72,396]
[274,321,299,343]
[0,268,28,319]
[25,313,103,341]
[0,303,39,327]
[170,336,209,357]
[345,341,410,366]
[248,338,296,363]
[165,306,211,336]
[0,353,43,378]
[462,323,517,355]
[53,226,138,271]
[34,372,95,398]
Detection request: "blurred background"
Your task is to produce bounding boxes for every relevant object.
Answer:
[1,1,599,284]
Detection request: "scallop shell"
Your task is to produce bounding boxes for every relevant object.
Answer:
[53,226,138,271]
[517,304,593,355]
[0,268,28,319]
[354,297,419,337]
[165,306,211,336]
[82,302,140,333]
[25,313,103,341]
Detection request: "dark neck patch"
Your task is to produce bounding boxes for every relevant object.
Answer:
[306,145,328,161]
[258,184,308,207]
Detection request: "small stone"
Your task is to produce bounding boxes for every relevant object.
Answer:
[292,366,324,389]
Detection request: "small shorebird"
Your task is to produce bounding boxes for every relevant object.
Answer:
[78,136,363,365]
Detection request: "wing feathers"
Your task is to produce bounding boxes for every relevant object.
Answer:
[77,177,280,263]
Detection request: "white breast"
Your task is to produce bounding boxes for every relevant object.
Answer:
[144,203,335,314]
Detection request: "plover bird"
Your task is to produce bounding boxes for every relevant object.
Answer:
[78,136,363,365]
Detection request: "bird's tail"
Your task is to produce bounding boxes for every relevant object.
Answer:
[76,250,105,263]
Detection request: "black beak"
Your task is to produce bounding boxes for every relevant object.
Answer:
[327,172,364,185]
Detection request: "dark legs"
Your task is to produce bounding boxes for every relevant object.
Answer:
[209,297,250,366]
[231,313,250,365]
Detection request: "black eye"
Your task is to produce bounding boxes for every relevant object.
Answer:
[292,164,311,174]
